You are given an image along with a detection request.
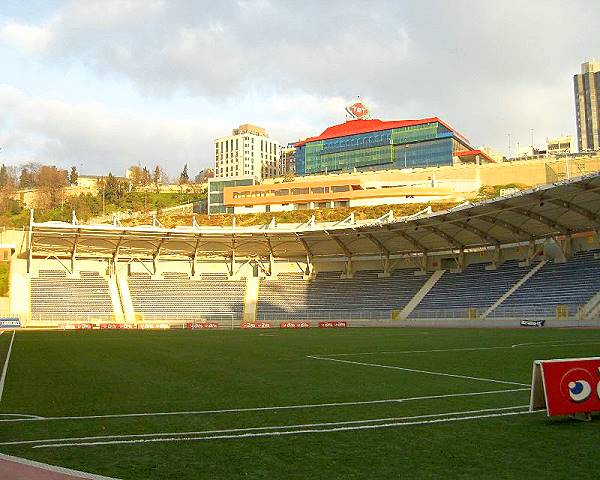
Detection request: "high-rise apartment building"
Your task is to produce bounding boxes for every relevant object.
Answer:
[574,60,600,152]
[214,124,281,181]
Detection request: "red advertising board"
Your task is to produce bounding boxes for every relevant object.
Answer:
[186,322,220,329]
[279,321,311,329]
[318,321,348,328]
[137,323,170,330]
[240,322,272,329]
[61,323,95,330]
[530,357,600,417]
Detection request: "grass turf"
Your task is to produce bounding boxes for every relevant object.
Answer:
[0,327,599,479]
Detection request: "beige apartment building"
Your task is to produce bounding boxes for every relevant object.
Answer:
[214,124,281,181]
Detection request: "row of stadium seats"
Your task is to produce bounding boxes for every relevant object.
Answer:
[30,270,114,320]
[28,249,600,321]
[496,250,600,317]
[128,273,246,318]
[257,270,427,319]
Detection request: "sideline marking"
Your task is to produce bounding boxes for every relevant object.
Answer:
[323,346,508,357]
[0,452,119,479]
[0,413,44,419]
[33,408,534,448]
[0,405,527,447]
[0,331,15,403]
[319,339,600,357]
[307,355,530,387]
[510,340,600,348]
[0,388,529,423]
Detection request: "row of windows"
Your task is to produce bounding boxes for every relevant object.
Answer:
[231,184,351,199]
[215,137,281,153]
[298,137,456,174]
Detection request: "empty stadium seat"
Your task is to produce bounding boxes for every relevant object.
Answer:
[257,269,428,319]
[410,261,526,318]
[30,270,114,321]
[492,250,600,318]
[128,273,245,319]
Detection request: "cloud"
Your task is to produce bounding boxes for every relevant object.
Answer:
[0,85,354,174]
[0,0,599,164]
[0,23,53,54]
[0,85,230,175]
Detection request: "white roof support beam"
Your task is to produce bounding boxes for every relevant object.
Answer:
[546,198,600,225]
[419,224,464,250]
[394,229,428,254]
[297,236,314,276]
[510,207,571,235]
[71,230,80,274]
[475,214,535,239]
[452,220,501,247]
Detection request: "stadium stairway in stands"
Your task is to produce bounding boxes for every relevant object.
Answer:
[492,250,600,318]
[409,261,527,318]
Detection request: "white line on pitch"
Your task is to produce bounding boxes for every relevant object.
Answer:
[318,339,600,358]
[307,355,530,387]
[510,340,600,348]
[0,405,527,447]
[0,330,16,403]
[322,346,510,357]
[0,413,45,419]
[33,409,535,448]
[0,388,529,423]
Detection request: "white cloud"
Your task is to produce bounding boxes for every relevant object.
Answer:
[0,0,599,167]
[0,85,230,175]
[0,23,53,54]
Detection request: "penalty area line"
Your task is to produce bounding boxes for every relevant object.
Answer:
[32,408,535,448]
[0,388,530,423]
[307,355,530,387]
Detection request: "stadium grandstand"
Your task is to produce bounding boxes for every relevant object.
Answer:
[3,172,600,328]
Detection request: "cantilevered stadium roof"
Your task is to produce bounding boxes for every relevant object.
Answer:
[28,173,600,262]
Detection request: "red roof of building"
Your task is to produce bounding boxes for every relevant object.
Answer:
[294,117,470,147]
[455,149,496,163]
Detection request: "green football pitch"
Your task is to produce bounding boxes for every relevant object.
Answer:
[0,327,599,479]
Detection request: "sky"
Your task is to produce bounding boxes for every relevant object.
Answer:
[0,0,599,177]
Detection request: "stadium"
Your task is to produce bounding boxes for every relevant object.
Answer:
[0,173,599,478]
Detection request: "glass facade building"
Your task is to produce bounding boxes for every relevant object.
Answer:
[208,177,256,214]
[295,118,472,176]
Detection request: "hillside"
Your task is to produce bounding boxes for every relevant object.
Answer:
[122,202,460,228]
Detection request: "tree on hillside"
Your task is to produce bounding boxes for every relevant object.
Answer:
[0,165,9,188]
[0,164,18,215]
[194,168,214,184]
[19,168,36,189]
[142,167,151,186]
[153,166,162,193]
[69,166,79,186]
[179,164,189,185]
[104,172,128,204]
[35,165,69,208]
[128,165,143,188]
